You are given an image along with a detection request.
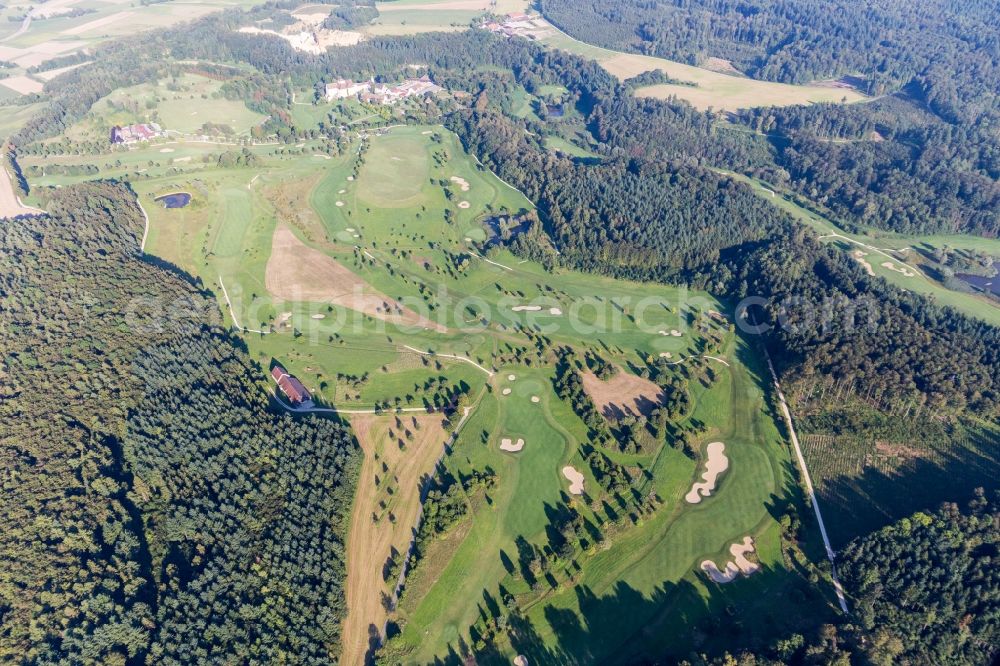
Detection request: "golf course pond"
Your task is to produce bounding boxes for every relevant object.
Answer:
[154,192,192,208]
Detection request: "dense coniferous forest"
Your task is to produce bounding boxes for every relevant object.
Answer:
[0,183,359,663]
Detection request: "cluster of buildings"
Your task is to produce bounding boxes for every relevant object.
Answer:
[325,75,442,105]
[483,12,555,40]
[271,365,313,408]
[109,123,164,145]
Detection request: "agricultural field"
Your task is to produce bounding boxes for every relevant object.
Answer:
[535,19,867,112]
[0,0,262,98]
[22,115,833,663]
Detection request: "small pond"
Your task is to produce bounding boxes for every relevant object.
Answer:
[957,261,1000,296]
[154,192,192,209]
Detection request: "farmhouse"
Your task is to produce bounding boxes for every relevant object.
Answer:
[325,78,370,100]
[361,75,442,105]
[484,13,555,40]
[271,365,314,408]
[109,123,164,145]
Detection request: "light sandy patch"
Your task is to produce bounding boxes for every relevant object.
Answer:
[702,56,742,75]
[346,227,356,232]
[313,154,332,159]
[378,0,490,10]
[341,413,448,666]
[511,305,542,312]
[530,396,540,403]
[880,260,915,277]
[62,11,134,35]
[457,201,470,209]
[659,352,673,359]
[266,226,448,332]
[685,441,728,503]
[172,156,192,163]
[274,311,293,328]
[562,466,584,495]
[671,329,682,337]
[0,75,42,95]
[507,374,516,381]
[311,313,326,319]
[852,249,875,276]
[34,61,91,81]
[347,175,355,181]
[549,307,562,315]
[580,367,666,420]
[501,388,512,395]
[421,130,433,135]
[449,175,470,191]
[339,189,346,194]
[316,29,364,47]
[291,10,330,25]
[701,536,760,583]
[159,148,174,153]
[500,437,524,452]
[336,200,345,206]
[0,164,44,218]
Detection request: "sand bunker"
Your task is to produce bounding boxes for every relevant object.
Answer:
[701,536,760,583]
[562,466,585,495]
[159,148,174,153]
[347,176,355,181]
[851,249,875,276]
[266,226,447,332]
[881,260,915,277]
[339,189,346,194]
[531,396,540,403]
[549,307,563,315]
[336,201,345,206]
[511,305,542,312]
[449,175,470,192]
[507,374,516,381]
[458,201,470,209]
[659,352,673,359]
[422,130,433,135]
[502,388,512,395]
[500,438,525,452]
[311,314,326,319]
[685,442,729,504]
[580,368,667,420]
[657,329,682,336]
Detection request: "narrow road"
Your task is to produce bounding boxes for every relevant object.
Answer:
[1,15,30,43]
[137,198,150,252]
[762,351,849,613]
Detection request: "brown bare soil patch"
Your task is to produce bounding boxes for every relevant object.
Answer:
[0,75,42,95]
[580,366,666,420]
[341,413,448,665]
[265,226,447,331]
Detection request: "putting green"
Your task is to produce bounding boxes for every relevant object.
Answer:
[356,134,430,207]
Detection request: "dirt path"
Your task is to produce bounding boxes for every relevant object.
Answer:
[762,350,849,613]
[0,164,44,219]
[340,412,450,666]
[401,344,494,377]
